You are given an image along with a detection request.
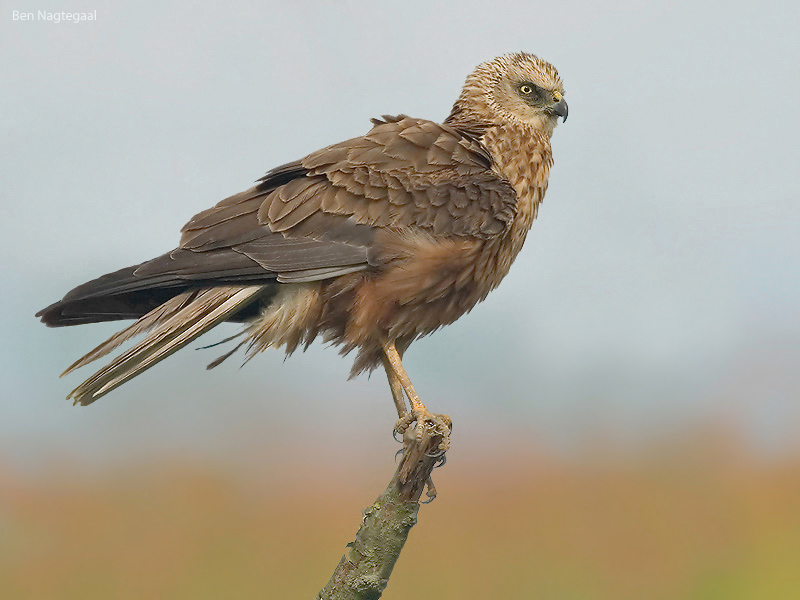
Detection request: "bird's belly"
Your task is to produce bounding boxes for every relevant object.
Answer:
[319,232,527,349]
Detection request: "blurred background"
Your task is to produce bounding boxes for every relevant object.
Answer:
[2,0,799,598]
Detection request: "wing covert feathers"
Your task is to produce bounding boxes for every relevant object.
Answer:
[177,116,517,281]
[291,116,516,239]
[65,285,266,406]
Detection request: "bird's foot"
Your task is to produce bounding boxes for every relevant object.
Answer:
[421,477,438,504]
[394,409,452,455]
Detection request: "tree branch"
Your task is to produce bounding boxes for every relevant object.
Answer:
[316,431,446,599]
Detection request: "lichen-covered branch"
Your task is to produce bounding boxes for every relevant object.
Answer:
[316,431,446,600]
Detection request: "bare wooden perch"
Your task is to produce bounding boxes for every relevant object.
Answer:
[316,430,447,599]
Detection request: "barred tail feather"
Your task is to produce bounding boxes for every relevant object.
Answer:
[66,285,266,406]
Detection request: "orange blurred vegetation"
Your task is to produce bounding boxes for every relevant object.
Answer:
[2,432,800,599]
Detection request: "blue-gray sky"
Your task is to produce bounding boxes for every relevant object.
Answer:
[2,0,799,473]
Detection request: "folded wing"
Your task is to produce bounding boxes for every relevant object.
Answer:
[37,115,518,403]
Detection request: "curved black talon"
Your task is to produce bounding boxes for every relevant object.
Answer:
[394,447,404,463]
[425,445,448,459]
[421,477,438,503]
[392,428,404,443]
[433,454,447,468]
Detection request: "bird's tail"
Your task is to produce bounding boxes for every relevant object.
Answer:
[64,284,266,406]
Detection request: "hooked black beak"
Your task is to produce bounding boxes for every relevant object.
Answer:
[552,98,568,122]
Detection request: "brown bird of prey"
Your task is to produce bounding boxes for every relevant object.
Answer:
[37,52,567,452]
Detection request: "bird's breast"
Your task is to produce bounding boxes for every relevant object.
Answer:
[476,123,554,286]
[481,123,553,227]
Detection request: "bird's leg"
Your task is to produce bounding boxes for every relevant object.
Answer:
[381,355,409,421]
[381,339,451,454]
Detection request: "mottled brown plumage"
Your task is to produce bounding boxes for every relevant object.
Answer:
[37,52,567,449]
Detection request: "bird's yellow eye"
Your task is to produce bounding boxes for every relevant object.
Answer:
[520,85,533,95]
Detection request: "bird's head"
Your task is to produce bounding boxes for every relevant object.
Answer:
[448,52,567,135]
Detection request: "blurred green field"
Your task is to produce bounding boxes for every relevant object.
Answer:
[2,433,800,599]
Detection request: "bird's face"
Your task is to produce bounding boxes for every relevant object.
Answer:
[456,52,567,134]
[489,53,567,132]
